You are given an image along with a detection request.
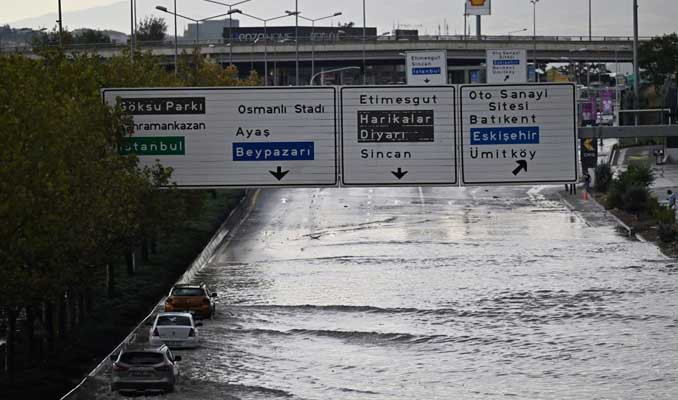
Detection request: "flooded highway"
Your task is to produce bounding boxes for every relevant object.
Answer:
[83,186,678,399]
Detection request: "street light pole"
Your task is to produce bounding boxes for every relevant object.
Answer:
[633,0,640,125]
[174,0,178,74]
[130,0,134,62]
[299,12,342,83]
[229,10,294,86]
[57,0,64,49]
[531,0,539,82]
[589,0,592,41]
[362,0,367,85]
[310,66,360,85]
[295,0,299,85]
[507,28,527,39]
[202,1,252,65]
[156,6,238,47]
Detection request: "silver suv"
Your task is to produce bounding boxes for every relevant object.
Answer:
[110,344,181,394]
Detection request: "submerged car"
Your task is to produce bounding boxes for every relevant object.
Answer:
[164,283,217,319]
[149,312,202,349]
[110,344,181,394]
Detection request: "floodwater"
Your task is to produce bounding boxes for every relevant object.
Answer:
[82,186,678,399]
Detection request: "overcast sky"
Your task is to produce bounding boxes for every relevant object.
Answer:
[2,0,676,37]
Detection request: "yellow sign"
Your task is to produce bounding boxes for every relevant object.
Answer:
[466,0,491,15]
[583,139,595,152]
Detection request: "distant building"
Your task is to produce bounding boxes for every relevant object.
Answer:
[184,18,239,43]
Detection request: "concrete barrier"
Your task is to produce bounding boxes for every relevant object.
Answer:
[0,340,6,376]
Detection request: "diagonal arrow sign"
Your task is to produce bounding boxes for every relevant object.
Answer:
[391,168,409,180]
[269,166,290,181]
[512,160,528,176]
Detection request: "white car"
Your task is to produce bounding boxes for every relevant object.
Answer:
[149,312,202,349]
[110,344,181,394]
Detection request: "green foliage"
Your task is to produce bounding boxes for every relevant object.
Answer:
[0,49,258,309]
[73,29,111,45]
[606,164,655,215]
[31,26,74,48]
[639,33,678,88]
[655,205,677,242]
[594,163,613,193]
[136,16,167,42]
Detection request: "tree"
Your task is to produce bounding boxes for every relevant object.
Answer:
[639,33,678,88]
[136,16,167,42]
[73,29,111,45]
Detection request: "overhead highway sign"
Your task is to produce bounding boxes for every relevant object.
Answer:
[340,86,457,186]
[459,83,578,185]
[103,87,338,188]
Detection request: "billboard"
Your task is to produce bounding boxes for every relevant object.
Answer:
[224,26,377,43]
[465,0,491,16]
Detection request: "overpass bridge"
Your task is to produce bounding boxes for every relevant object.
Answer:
[11,35,640,85]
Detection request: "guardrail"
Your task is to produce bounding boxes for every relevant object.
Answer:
[0,34,646,54]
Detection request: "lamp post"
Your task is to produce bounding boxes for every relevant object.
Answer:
[588,0,592,41]
[283,9,301,85]
[530,0,539,82]
[203,0,252,65]
[229,10,295,86]
[310,66,360,85]
[298,12,342,81]
[362,0,367,84]
[57,0,64,49]
[507,28,527,39]
[156,6,238,45]
[633,0,640,125]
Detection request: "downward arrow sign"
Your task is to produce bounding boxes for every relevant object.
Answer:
[391,168,408,180]
[269,166,290,181]
[512,160,528,176]
[424,78,431,83]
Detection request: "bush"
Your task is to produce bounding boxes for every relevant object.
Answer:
[594,163,613,193]
[621,184,651,215]
[655,205,676,242]
[621,164,655,189]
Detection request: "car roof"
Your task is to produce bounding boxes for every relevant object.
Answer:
[173,283,205,288]
[122,344,167,353]
[157,312,193,318]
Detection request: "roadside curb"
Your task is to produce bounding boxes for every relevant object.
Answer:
[59,189,260,400]
[557,189,638,239]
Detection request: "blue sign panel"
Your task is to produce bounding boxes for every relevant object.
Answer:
[412,67,442,75]
[493,59,521,66]
[470,127,540,145]
[233,142,315,161]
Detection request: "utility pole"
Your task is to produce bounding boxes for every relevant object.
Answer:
[588,0,592,41]
[633,0,640,125]
[174,0,178,74]
[57,0,63,49]
[362,0,366,84]
[295,0,299,85]
[130,0,134,62]
[476,15,481,38]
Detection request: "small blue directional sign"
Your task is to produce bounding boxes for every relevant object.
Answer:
[406,50,448,85]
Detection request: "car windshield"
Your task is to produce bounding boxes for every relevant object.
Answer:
[119,352,164,365]
[171,288,205,297]
[157,315,192,326]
